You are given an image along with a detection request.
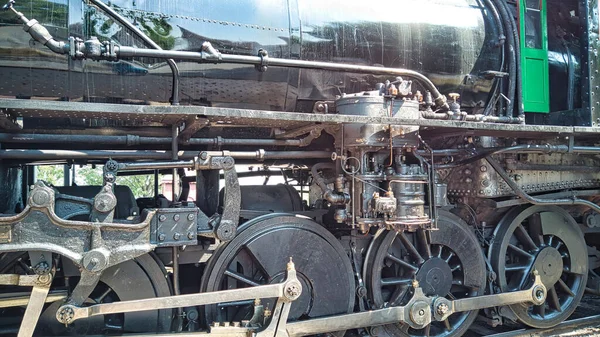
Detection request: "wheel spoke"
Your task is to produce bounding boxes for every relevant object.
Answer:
[398,232,425,265]
[224,269,261,287]
[535,304,546,318]
[93,286,113,303]
[450,264,461,272]
[515,225,538,251]
[505,264,529,272]
[417,230,432,259]
[517,270,530,290]
[241,245,271,280]
[548,286,561,312]
[444,319,452,331]
[388,286,409,306]
[386,253,419,272]
[445,251,455,263]
[557,278,575,297]
[381,277,412,286]
[528,213,544,246]
[423,324,431,337]
[508,244,534,258]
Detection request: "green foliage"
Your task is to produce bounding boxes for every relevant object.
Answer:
[36,165,65,186]
[37,165,157,198]
[85,5,175,50]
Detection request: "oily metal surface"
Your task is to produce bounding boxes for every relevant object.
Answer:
[3,98,600,135]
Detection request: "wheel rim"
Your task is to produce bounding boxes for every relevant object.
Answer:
[0,252,172,335]
[201,215,355,327]
[365,210,486,337]
[489,205,588,328]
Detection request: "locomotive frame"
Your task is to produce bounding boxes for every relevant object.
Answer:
[1,0,600,336]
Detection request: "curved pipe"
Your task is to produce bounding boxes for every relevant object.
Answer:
[486,157,600,214]
[118,46,449,110]
[87,0,180,105]
[311,162,350,205]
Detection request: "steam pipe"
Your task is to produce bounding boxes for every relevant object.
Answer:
[86,0,180,105]
[486,157,600,213]
[0,133,318,147]
[0,149,333,161]
[116,46,448,109]
[420,111,522,123]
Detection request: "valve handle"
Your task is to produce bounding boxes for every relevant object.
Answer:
[2,0,15,10]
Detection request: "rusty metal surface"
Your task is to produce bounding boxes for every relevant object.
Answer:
[4,98,600,135]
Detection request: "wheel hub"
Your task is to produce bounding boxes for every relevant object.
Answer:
[533,247,563,287]
[415,257,453,297]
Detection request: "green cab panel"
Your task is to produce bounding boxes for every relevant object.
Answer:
[519,0,550,113]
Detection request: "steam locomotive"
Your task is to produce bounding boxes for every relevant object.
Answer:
[0,0,598,336]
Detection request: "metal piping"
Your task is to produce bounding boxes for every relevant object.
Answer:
[486,157,600,214]
[0,133,319,147]
[86,0,180,105]
[2,4,449,111]
[420,111,522,123]
[0,149,333,161]
[117,46,448,110]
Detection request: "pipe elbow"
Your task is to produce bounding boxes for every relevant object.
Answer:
[45,38,66,54]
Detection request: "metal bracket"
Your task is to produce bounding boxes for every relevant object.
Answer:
[196,152,241,241]
[56,258,301,326]
[0,181,156,274]
[178,116,209,143]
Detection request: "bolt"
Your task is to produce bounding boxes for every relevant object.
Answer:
[436,303,449,316]
[173,214,180,221]
[286,284,301,298]
[316,103,325,112]
[159,214,167,222]
[173,233,181,240]
[200,152,208,160]
[418,309,425,316]
[158,233,166,241]
[33,261,50,275]
[57,306,75,325]
[412,279,420,289]
[187,232,195,240]
[188,213,195,221]
[37,274,51,285]
[535,288,545,301]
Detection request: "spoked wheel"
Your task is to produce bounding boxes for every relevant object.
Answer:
[0,252,172,335]
[489,205,588,328]
[365,210,486,337]
[201,214,355,327]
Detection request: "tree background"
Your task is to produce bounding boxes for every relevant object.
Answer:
[37,165,157,198]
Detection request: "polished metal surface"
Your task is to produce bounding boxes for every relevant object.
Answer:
[15,272,53,337]
[0,0,498,111]
[0,291,67,308]
[56,259,301,324]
